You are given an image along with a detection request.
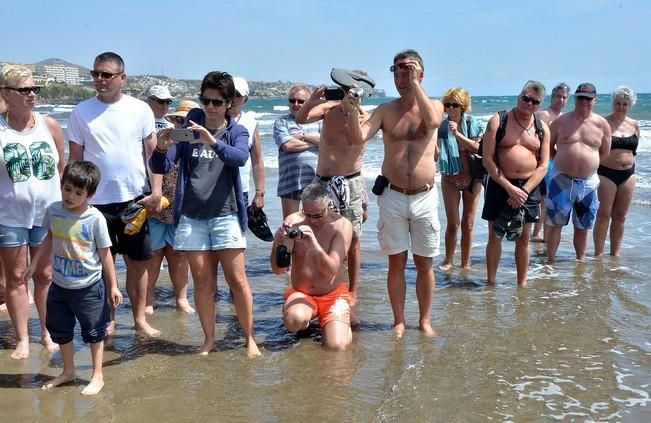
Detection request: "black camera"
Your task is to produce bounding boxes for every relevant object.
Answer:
[372,175,389,196]
[276,245,291,268]
[324,88,345,101]
[287,227,302,239]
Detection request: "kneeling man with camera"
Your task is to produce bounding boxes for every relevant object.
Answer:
[270,184,353,351]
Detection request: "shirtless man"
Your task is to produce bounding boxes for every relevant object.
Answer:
[346,49,443,337]
[294,73,372,307]
[270,184,353,351]
[546,83,611,262]
[481,80,550,287]
[532,82,570,242]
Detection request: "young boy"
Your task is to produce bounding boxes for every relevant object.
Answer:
[23,161,123,395]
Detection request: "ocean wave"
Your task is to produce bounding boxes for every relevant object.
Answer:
[273,105,289,112]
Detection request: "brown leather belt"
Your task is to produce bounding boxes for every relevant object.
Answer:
[388,180,435,195]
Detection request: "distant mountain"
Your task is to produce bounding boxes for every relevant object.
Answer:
[33,58,91,74]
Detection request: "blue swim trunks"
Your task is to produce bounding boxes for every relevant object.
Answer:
[545,167,600,230]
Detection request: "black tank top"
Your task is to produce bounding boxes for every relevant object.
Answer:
[611,134,638,156]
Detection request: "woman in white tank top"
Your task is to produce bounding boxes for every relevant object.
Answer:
[0,64,65,359]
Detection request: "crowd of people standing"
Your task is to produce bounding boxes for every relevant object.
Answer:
[0,49,641,394]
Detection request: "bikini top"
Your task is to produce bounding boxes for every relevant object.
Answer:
[611,134,638,156]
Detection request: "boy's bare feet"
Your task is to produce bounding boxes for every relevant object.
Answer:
[144,305,154,315]
[11,340,30,360]
[81,374,105,396]
[40,335,60,353]
[0,303,7,312]
[42,371,77,390]
[175,299,195,314]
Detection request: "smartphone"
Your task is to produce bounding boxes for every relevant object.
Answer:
[324,88,345,101]
[171,128,195,142]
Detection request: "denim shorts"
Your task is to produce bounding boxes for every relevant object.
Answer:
[0,224,48,248]
[174,213,246,251]
[46,279,111,344]
[149,218,176,251]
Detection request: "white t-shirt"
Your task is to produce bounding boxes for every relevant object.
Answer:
[235,111,259,194]
[0,113,61,228]
[67,95,155,204]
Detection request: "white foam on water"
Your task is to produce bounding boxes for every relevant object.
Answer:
[613,371,650,407]
[273,105,289,111]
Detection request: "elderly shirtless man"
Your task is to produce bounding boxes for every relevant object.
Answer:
[271,184,353,351]
[546,83,611,263]
[482,80,550,287]
[294,74,372,307]
[346,49,443,337]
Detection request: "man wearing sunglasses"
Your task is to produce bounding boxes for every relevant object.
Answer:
[146,85,174,132]
[68,52,162,338]
[270,183,353,350]
[480,80,550,287]
[545,83,611,263]
[273,85,322,219]
[345,49,443,338]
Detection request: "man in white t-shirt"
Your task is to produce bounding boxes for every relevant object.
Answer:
[230,77,265,210]
[68,52,162,337]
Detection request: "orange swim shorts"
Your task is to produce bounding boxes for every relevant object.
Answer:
[283,283,351,327]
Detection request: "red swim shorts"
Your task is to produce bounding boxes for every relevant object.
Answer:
[284,283,351,327]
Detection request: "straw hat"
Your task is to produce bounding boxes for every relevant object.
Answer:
[165,100,200,122]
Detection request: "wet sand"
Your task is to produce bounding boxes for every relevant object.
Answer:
[1,188,650,421]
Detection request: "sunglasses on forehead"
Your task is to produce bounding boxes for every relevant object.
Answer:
[5,86,41,95]
[521,94,542,106]
[389,63,410,73]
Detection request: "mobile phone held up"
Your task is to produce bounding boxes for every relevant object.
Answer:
[324,88,345,101]
[171,128,195,142]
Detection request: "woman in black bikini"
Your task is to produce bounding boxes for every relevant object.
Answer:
[594,86,640,256]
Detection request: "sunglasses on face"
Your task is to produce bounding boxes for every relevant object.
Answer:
[302,208,326,219]
[444,102,461,109]
[150,97,172,105]
[5,86,41,95]
[389,63,410,73]
[521,94,541,106]
[198,96,227,107]
[288,98,305,105]
[90,70,122,80]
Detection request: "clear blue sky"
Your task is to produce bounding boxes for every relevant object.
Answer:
[4,0,649,96]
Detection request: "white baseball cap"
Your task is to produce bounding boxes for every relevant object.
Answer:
[147,85,172,100]
[233,77,250,97]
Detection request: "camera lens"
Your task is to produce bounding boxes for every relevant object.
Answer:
[287,228,301,239]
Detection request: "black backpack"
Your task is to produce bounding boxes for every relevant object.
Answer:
[477,110,544,162]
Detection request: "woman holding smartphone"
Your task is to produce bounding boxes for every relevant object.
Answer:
[150,71,259,357]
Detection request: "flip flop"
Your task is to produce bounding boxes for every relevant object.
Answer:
[505,208,525,241]
[493,206,519,239]
[330,68,376,90]
[247,205,274,242]
[120,201,144,223]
